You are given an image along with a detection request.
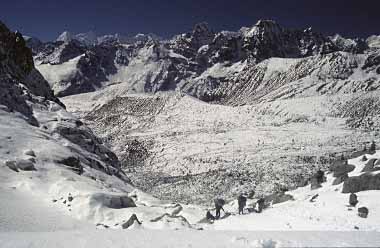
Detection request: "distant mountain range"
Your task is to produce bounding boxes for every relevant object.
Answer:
[23,20,380,106]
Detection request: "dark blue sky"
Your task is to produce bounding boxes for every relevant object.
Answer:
[1,0,379,41]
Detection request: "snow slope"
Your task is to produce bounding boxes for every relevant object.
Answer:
[1,103,380,245]
[1,147,380,247]
[2,230,380,248]
[36,55,83,92]
[0,109,205,231]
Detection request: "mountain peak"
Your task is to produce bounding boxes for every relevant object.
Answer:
[190,22,214,47]
[56,31,72,43]
[255,19,278,27]
[192,22,211,35]
[75,31,97,45]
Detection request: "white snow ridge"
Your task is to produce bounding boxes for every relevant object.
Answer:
[1,16,380,248]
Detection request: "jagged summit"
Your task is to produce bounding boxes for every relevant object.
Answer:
[190,22,215,48]
[56,31,73,43]
[330,34,368,53]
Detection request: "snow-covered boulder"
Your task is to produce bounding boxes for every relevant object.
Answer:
[4,159,36,171]
[90,193,136,209]
[15,159,36,171]
[121,214,141,229]
[24,149,36,157]
[4,160,19,172]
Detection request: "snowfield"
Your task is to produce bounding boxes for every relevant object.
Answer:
[1,107,380,247]
[2,230,380,248]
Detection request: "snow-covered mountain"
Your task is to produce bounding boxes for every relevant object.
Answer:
[2,19,380,247]
[32,20,380,102]
[367,35,380,49]
[31,19,380,203]
[1,19,218,238]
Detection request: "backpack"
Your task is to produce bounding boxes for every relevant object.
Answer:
[238,195,247,204]
[214,198,225,208]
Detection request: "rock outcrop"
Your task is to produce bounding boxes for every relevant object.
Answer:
[342,172,380,193]
[0,21,127,181]
[0,21,63,125]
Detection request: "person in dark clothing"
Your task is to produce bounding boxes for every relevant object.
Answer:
[238,194,247,215]
[257,198,265,213]
[214,198,225,219]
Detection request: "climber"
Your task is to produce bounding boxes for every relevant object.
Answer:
[256,198,265,213]
[214,198,225,219]
[238,194,247,215]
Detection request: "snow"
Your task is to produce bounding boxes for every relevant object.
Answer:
[367,35,380,48]
[262,57,301,81]
[0,187,90,232]
[2,230,380,248]
[197,61,246,79]
[1,104,380,246]
[36,55,83,92]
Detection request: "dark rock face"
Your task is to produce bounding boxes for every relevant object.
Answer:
[362,159,380,173]
[54,123,120,174]
[330,34,368,54]
[310,170,325,190]
[56,157,83,174]
[34,40,85,65]
[332,174,349,185]
[198,32,246,66]
[24,36,43,55]
[342,172,380,193]
[54,44,118,97]
[330,161,355,177]
[1,21,128,181]
[362,51,380,71]
[0,21,63,125]
[242,21,336,63]
[311,177,322,190]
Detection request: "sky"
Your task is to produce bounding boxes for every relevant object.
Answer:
[1,0,379,41]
